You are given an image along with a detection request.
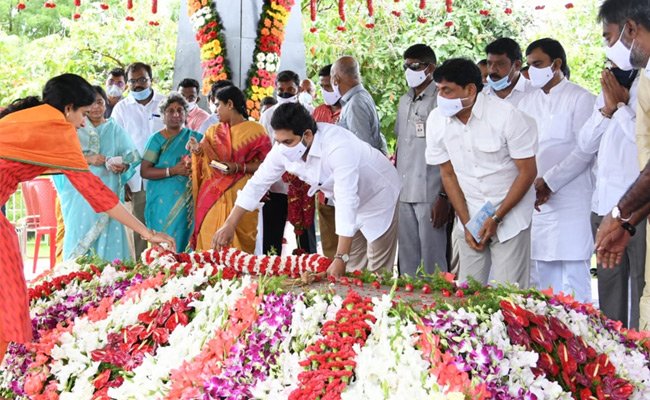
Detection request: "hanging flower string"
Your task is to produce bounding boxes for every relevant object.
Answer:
[337,0,346,31]
[391,0,401,17]
[126,0,134,21]
[149,0,159,26]
[417,0,427,24]
[309,0,317,33]
[365,0,375,28]
[73,0,81,20]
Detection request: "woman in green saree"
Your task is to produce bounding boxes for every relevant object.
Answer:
[141,93,202,252]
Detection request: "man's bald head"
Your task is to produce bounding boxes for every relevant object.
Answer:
[331,56,361,96]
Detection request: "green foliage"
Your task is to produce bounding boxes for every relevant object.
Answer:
[0,0,180,105]
[302,0,602,142]
[302,0,531,142]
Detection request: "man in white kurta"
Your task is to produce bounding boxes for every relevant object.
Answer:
[214,103,401,275]
[577,68,645,328]
[426,58,538,289]
[518,39,596,303]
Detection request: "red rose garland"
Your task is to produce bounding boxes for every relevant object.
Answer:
[365,0,375,28]
[283,173,315,239]
[417,0,427,24]
[309,0,317,32]
[289,291,375,399]
[391,0,401,17]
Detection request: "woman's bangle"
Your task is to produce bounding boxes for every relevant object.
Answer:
[165,167,170,177]
[243,163,247,174]
[235,163,239,173]
[141,229,155,241]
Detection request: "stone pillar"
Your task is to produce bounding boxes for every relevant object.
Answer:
[173,0,306,107]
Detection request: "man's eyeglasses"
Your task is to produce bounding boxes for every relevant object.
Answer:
[127,77,150,85]
[403,62,430,71]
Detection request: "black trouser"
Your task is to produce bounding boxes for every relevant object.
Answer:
[298,222,317,254]
[263,192,288,255]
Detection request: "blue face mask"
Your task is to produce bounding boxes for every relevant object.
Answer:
[487,66,514,91]
[131,87,152,101]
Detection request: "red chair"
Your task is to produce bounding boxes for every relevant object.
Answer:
[24,179,58,273]
[20,182,40,232]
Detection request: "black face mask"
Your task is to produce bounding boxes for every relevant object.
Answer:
[609,67,638,89]
[277,91,296,99]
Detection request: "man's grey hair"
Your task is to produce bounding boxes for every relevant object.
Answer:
[159,92,188,114]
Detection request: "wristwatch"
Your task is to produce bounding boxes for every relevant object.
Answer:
[621,221,637,237]
[491,214,503,224]
[334,253,350,264]
[612,206,632,222]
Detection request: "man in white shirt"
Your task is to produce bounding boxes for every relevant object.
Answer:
[111,62,165,256]
[213,103,400,276]
[578,24,644,328]
[426,58,538,288]
[518,39,596,303]
[259,70,316,255]
[197,79,233,134]
[484,38,535,106]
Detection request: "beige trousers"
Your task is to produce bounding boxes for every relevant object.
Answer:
[347,205,399,273]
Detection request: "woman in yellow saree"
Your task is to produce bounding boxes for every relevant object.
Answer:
[191,85,272,252]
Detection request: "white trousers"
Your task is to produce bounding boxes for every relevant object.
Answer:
[531,259,592,304]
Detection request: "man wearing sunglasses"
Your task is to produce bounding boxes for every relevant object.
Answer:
[395,44,449,276]
[112,62,165,257]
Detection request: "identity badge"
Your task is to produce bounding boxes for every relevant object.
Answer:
[415,121,425,137]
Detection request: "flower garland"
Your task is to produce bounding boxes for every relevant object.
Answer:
[283,172,315,239]
[243,0,295,120]
[187,0,230,95]
[288,291,375,400]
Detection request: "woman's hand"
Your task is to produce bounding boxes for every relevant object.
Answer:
[144,230,176,250]
[212,224,235,250]
[218,162,242,176]
[108,164,127,174]
[86,154,106,166]
[186,137,201,154]
[170,159,191,177]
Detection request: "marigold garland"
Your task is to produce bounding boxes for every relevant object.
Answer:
[243,0,295,120]
[187,0,231,95]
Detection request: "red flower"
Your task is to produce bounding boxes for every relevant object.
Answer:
[444,20,453,27]
[504,7,512,14]
[391,10,401,17]
[16,2,26,9]
[309,27,317,33]
[125,15,135,21]
[535,5,545,10]
[371,281,381,289]
[479,9,490,16]
[100,3,109,9]
[454,289,464,298]
[417,16,427,24]
[421,284,431,294]
[404,283,414,292]
[565,3,574,9]
[93,369,111,390]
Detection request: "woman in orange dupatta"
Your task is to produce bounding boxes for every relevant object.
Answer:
[191,86,271,252]
[0,74,174,363]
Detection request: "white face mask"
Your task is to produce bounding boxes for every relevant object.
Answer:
[436,95,469,117]
[528,65,555,88]
[106,85,123,98]
[645,57,650,78]
[405,68,429,88]
[605,25,634,71]
[321,88,341,106]
[332,81,342,99]
[208,102,217,114]
[186,101,198,111]
[279,139,307,162]
[298,92,313,106]
[276,95,298,105]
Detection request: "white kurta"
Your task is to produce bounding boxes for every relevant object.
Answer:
[518,79,596,261]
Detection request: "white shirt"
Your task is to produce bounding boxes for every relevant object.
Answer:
[236,123,401,241]
[198,113,220,134]
[577,76,640,216]
[111,92,165,191]
[483,74,536,106]
[518,78,596,260]
[425,92,538,242]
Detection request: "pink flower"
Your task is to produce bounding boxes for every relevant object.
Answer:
[251,77,260,86]
[24,372,47,395]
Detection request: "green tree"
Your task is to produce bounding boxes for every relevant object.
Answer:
[302,0,602,146]
[0,0,180,105]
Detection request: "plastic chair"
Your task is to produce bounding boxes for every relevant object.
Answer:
[19,182,40,233]
[25,179,58,273]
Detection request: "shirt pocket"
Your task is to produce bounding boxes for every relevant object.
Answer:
[544,113,572,142]
[474,135,504,167]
